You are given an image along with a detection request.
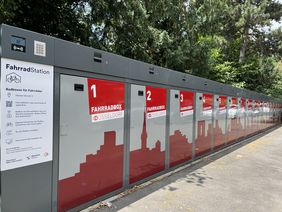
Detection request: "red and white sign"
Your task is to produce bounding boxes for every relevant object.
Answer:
[219,96,227,112]
[179,91,194,117]
[230,97,237,109]
[254,100,259,111]
[202,93,213,116]
[87,78,124,122]
[248,99,253,110]
[146,86,166,119]
[241,98,246,111]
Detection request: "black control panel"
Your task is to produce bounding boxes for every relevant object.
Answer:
[11,35,26,52]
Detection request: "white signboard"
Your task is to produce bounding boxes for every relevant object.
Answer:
[1,58,53,171]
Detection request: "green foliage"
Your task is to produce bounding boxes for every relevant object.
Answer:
[0,0,91,45]
[1,0,282,98]
[209,48,239,85]
[264,61,282,98]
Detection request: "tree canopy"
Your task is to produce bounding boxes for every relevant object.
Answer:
[1,0,282,98]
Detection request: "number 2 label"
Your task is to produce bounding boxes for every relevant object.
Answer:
[146,90,151,101]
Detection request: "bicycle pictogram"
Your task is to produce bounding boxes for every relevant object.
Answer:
[6,72,21,83]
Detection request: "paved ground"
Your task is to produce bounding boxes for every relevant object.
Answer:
[87,127,282,212]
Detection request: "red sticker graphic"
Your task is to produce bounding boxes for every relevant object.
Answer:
[219,96,227,111]
[248,99,252,110]
[254,100,259,110]
[179,91,194,117]
[146,86,166,119]
[87,78,124,122]
[230,97,237,109]
[241,98,245,110]
[203,93,213,111]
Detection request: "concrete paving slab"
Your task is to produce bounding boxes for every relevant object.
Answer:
[85,127,282,212]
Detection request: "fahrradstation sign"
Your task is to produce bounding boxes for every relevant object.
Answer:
[0,58,54,171]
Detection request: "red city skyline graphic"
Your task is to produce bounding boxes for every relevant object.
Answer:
[227,117,244,144]
[245,107,271,137]
[129,110,165,184]
[57,97,280,212]
[169,130,193,167]
[195,120,212,156]
[238,117,246,139]
[214,119,226,149]
[196,117,245,153]
[58,131,124,212]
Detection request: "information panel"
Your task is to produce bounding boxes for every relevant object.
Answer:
[1,58,54,171]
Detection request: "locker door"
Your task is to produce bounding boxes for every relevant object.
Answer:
[252,100,259,133]
[227,97,238,144]
[262,101,267,129]
[169,90,194,167]
[258,101,263,131]
[237,98,246,140]
[58,75,125,211]
[246,99,253,136]
[195,93,213,156]
[129,85,166,184]
[213,95,227,149]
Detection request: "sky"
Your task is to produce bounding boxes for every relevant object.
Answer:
[271,21,281,30]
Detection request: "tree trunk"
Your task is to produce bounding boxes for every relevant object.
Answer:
[239,26,249,63]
